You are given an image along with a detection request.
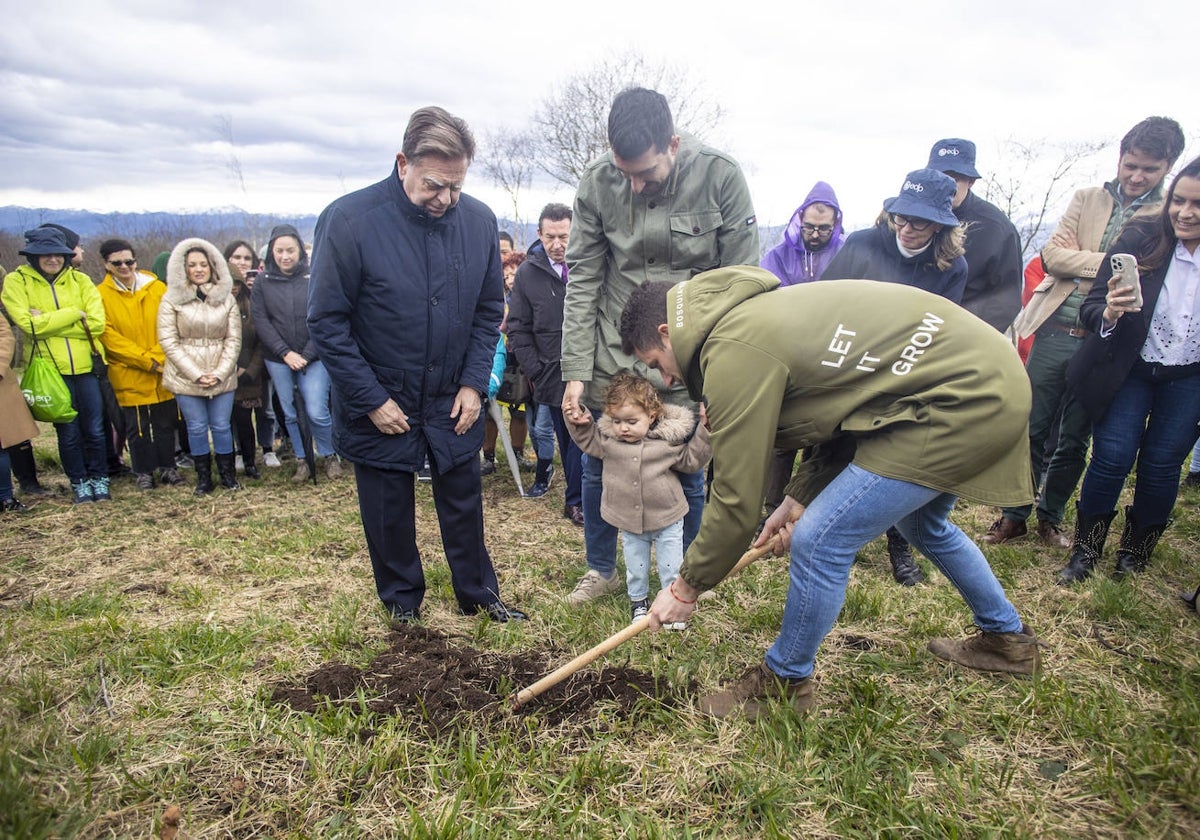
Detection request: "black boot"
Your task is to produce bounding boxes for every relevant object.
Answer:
[1056,505,1117,585]
[193,453,214,496]
[886,526,925,586]
[1112,506,1171,580]
[215,452,242,490]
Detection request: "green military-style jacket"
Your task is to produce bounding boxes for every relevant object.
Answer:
[666,267,1034,591]
[562,133,758,410]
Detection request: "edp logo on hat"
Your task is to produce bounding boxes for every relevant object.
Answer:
[926,138,981,180]
[883,169,960,227]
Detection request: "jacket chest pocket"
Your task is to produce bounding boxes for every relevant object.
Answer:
[670,210,722,273]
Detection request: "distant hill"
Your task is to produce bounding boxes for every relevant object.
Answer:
[0,205,318,245]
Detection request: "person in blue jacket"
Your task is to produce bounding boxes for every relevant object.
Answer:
[308,106,527,624]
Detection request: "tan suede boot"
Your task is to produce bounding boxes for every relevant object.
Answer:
[698,663,815,720]
[927,625,1042,676]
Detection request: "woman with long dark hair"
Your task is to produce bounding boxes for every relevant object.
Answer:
[1058,157,1200,583]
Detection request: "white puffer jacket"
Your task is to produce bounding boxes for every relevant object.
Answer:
[156,238,240,397]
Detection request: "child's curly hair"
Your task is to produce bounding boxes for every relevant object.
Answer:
[603,371,663,421]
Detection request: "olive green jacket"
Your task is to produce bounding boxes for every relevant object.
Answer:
[561,133,758,410]
[666,267,1034,590]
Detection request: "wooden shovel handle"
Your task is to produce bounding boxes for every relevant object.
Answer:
[512,616,651,709]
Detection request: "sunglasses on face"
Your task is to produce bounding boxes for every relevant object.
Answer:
[108,259,136,267]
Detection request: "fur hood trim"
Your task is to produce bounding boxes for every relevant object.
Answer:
[163,237,233,307]
[597,402,697,444]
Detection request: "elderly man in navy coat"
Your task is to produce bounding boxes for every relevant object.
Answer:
[308,106,527,624]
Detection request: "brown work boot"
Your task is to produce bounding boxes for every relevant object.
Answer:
[698,663,814,720]
[980,517,1028,544]
[927,625,1042,676]
[1035,519,1072,549]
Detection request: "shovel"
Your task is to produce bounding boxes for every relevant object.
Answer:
[511,539,782,710]
[487,399,525,496]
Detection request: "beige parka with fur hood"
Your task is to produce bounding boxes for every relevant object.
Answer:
[156,238,240,397]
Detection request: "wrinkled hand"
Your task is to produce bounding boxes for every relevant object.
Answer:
[368,398,410,435]
[283,351,308,372]
[1103,274,1140,324]
[451,386,481,435]
[562,380,589,425]
[753,496,806,553]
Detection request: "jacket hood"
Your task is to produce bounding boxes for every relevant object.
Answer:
[263,224,310,277]
[760,181,845,285]
[667,266,780,400]
[597,402,697,445]
[783,181,844,250]
[163,237,234,307]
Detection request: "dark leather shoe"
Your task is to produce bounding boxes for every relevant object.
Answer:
[387,607,421,628]
[563,504,584,526]
[463,601,528,622]
[981,517,1028,544]
[1036,519,1072,548]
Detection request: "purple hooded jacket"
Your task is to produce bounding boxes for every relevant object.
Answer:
[760,181,844,285]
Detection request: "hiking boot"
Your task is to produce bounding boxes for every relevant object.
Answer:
[981,517,1028,544]
[630,598,650,623]
[71,480,94,504]
[325,456,344,480]
[159,468,185,486]
[927,624,1042,676]
[1112,506,1172,580]
[1035,519,1071,549]
[2,498,30,513]
[566,569,622,605]
[1057,505,1117,585]
[698,663,815,719]
[480,453,496,476]
[91,476,112,502]
[886,527,924,586]
[135,472,155,491]
[293,462,312,482]
[18,481,51,497]
[262,451,282,468]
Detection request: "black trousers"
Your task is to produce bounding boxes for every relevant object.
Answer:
[122,400,178,474]
[354,453,500,615]
[232,403,259,468]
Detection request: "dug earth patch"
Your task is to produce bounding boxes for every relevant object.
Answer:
[270,624,691,732]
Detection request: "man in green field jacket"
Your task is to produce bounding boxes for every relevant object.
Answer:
[616,267,1040,719]
[560,87,759,607]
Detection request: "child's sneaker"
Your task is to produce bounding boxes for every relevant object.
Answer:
[630,598,649,623]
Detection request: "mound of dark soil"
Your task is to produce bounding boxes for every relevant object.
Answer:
[269,624,690,732]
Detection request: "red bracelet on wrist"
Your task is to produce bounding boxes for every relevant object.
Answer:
[669,581,697,605]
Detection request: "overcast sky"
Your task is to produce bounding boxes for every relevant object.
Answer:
[2,0,1195,235]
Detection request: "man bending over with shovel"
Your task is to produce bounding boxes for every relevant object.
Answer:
[614,268,1041,719]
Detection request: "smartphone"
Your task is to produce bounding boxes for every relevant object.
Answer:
[1110,253,1142,309]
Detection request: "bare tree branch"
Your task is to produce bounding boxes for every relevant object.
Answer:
[528,51,727,188]
[477,127,537,244]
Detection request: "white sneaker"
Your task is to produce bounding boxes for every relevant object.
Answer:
[566,569,622,605]
[235,455,244,472]
[263,452,282,468]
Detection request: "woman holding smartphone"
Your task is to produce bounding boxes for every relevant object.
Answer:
[1058,157,1200,584]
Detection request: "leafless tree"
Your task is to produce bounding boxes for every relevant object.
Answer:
[528,51,727,188]
[214,114,247,196]
[477,127,538,245]
[983,138,1109,258]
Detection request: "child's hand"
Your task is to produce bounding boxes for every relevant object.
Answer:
[566,407,592,426]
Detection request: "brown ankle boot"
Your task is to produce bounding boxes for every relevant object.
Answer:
[927,624,1042,676]
[698,663,814,719]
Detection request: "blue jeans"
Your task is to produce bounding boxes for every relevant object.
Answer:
[529,402,555,460]
[1078,370,1200,526]
[0,447,12,501]
[765,464,1022,681]
[581,406,705,576]
[175,392,235,455]
[55,373,107,482]
[621,520,683,602]
[265,359,334,458]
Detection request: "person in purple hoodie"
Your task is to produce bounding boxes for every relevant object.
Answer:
[760,182,847,517]
[761,182,846,286]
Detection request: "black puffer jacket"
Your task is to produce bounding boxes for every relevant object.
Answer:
[506,240,569,405]
[251,224,315,363]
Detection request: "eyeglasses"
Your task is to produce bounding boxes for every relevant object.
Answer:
[800,224,834,235]
[108,259,136,267]
[889,213,934,232]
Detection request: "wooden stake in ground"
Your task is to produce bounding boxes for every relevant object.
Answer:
[510,539,783,710]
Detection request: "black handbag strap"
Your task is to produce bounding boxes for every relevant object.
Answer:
[81,317,103,356]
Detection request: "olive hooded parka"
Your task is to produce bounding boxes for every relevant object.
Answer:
[664,267,1034,590]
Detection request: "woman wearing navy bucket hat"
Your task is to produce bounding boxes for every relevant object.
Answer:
[821,168,969,586]
[1,227,110,503]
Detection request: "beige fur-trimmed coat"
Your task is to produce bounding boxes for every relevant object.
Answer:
[568,403,712,534]
[156,238,240,397]
[0,320,38,448]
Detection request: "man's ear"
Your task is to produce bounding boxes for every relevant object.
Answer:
[657,324,670,340]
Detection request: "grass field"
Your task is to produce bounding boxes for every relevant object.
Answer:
[2,435,1198,838]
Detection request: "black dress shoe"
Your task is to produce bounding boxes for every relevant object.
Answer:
[563,504,584,526]
[463,601,528,622]
[387,607,421,627]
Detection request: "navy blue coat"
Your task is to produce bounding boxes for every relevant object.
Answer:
[820,221,968,304]
[307,165,504,471]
